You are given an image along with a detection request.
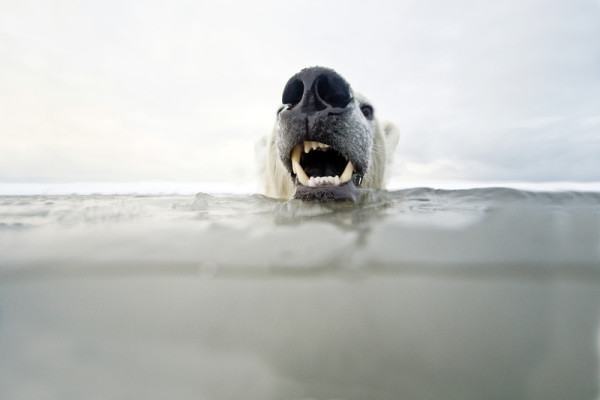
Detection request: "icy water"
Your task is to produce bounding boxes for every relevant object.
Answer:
[1,188,599,400]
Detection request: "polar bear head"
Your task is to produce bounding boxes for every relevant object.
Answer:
[260,66,399,201]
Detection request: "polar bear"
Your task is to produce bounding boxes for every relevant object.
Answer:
[259,66,399,201]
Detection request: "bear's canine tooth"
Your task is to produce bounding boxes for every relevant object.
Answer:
[291,144,310,186]
[295,163,310,186]
[339,161,354,183]
[291,144,302,164]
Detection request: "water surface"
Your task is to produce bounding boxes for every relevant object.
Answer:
[1,188,599,399]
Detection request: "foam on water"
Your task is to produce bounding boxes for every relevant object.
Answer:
[0,187,599,399]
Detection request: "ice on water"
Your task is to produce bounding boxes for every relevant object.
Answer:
[1,188,599,399]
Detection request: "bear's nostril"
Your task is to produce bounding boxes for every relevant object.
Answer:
[282,79,304,107]
[316,73,352,109]
[280,67,353,113]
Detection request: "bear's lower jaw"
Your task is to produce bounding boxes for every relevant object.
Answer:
[293,181,359,202]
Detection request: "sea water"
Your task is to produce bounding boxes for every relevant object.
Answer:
[0,188,599,400]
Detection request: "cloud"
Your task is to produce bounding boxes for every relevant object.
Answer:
[0,0,598,183]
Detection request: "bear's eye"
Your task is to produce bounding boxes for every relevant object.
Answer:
[360,105,374,120]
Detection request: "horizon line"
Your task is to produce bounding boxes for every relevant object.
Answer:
[1,180,600,195]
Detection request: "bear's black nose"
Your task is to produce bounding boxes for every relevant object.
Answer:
[282,66,353,113]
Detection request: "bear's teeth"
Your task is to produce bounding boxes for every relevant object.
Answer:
[339,161,354,183]
[308,176,342,187]
[303,141,330,153]
[304,142,312,153]
[290,143,354,187]
[291,145,310,186]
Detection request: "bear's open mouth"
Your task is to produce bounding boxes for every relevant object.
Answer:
[290,141,354,187]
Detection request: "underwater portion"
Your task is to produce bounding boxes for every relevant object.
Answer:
[1,188,599,399]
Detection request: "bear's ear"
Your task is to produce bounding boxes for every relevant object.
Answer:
[381,122,400,160]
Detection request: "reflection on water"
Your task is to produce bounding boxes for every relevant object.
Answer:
[0,188,599,399]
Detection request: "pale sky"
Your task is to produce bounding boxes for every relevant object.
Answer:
[1,0,599,185]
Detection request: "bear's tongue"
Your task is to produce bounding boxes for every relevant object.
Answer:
[290,141,354,187]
